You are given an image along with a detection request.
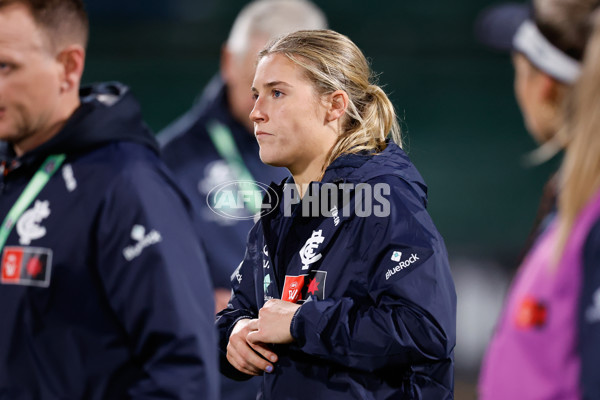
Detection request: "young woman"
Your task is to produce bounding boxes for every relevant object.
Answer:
[215,30,456,399]
[479,2,600,398]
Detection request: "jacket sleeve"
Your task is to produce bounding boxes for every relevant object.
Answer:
[579,219,600,399]
[290,178,456,372]
[215,228,261,380]
[95,162,219,399]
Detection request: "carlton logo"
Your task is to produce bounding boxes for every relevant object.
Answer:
[16,200,50,245]
[299,230,325,270]
[207,180,279,220]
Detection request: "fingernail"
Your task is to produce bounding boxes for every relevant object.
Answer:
[270,356,277,362]
[265,365,273,373]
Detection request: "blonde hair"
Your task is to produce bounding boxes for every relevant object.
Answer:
[556,9,600,259]
[257,29,402,172]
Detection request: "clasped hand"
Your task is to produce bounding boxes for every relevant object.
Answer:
[226,299,301,375]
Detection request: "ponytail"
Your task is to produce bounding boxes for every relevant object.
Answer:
[324,84,401,169]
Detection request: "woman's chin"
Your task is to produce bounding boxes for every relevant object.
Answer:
[259,152,285,168]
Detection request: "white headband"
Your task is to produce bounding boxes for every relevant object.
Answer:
[513,20,581,84]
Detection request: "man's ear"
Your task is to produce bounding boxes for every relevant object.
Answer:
[326,90,349,122]
[57,45,85,94]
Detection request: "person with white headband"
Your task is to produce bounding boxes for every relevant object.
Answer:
[475,0,600,398]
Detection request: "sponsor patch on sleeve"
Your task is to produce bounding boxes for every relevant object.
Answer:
[384,248,433,282]
[1,246,52,287]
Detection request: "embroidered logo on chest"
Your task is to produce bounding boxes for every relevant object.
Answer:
[299,230,325,270]
[16,200,50,245]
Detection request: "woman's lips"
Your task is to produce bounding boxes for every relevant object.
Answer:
[255,130,272,138]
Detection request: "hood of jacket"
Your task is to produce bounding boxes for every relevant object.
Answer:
[321,142,429,207]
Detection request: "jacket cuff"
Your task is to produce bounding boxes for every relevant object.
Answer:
[290,305,304,343]
[290,300,324,348]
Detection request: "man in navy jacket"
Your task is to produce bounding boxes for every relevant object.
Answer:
[0,1,218,398]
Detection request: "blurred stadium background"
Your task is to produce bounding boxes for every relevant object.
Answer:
[82,1,559,398]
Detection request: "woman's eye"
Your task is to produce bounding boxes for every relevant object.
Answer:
[252,93,259,101]
[273,90,283,98]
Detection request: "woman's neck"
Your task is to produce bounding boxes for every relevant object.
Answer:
[291,155,329,198]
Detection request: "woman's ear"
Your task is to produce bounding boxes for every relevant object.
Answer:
[326,90,349,122]
[539,73,566,108]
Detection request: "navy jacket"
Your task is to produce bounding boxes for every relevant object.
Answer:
[0,83,219,399]
[159,75,287,289]
[579,220,600,399]
[216,143,457,399]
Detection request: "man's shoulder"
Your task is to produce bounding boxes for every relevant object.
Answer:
[72,141,163,180]
[70,142,190,211]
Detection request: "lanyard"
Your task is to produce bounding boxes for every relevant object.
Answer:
[0,154,66,253]
[207,121,261,214]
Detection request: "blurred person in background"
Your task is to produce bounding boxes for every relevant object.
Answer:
[476,0,600,398]
[0,0,218,398]
[159,0,326,312]
[476,0,597,259]
[158,0,326,398]
[216,29,456,400]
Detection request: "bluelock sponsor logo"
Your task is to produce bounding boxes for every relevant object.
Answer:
[123,225,162,261]
[385,253,420,280]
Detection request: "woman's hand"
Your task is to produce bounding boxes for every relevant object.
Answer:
[247,299,301,345]
[226,318,278,375]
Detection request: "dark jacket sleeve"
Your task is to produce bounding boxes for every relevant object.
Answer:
[290,178,456,372]
[95,162,219,399]
[215,227,261,380]
[579,219,600,399]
